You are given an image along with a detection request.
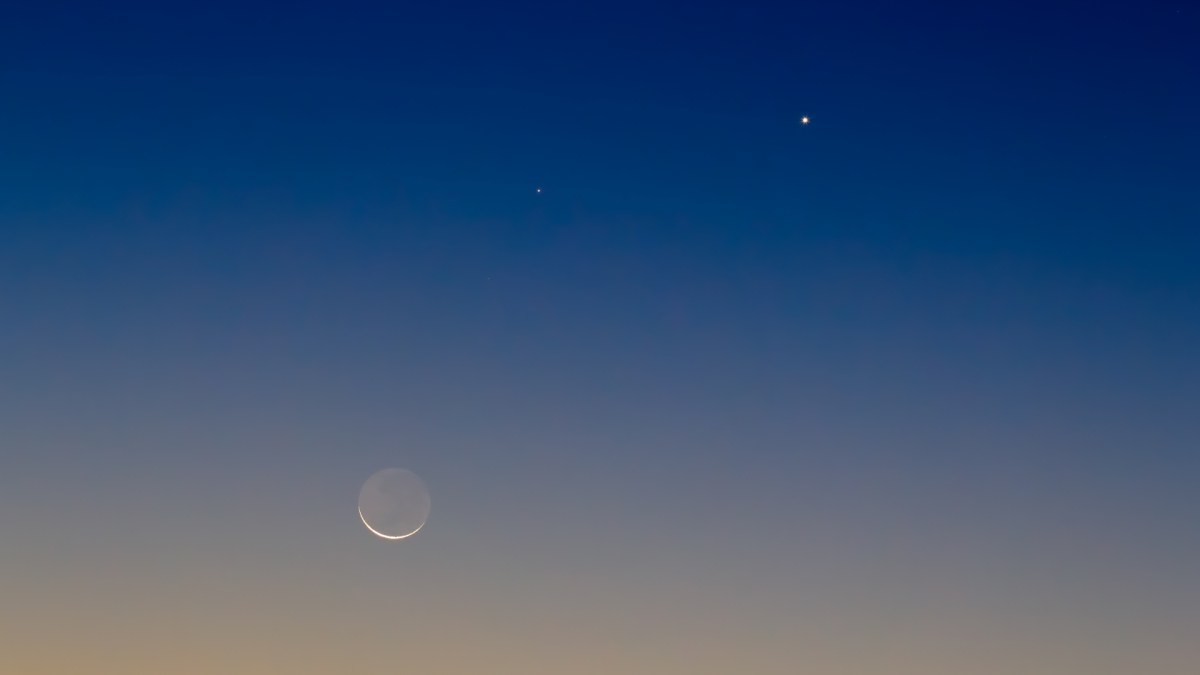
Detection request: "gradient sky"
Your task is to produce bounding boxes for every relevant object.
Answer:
[2,2,1198,673]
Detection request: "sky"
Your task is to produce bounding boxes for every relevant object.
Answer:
[1,1,1198,672]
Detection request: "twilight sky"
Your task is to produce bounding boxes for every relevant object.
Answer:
[2,1,1198,673]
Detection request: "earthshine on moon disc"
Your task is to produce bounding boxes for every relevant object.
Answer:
[357,468,431,540]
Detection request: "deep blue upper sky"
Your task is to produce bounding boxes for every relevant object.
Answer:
[4,2,1196,275]
[3,2,1196,441]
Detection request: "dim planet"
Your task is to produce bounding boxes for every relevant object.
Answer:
[357,468,431,540]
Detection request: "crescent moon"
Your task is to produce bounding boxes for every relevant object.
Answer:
[356,468,431,540]
[358,505,425,540]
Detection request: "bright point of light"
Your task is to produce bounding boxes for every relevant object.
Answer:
[800,116,810,125]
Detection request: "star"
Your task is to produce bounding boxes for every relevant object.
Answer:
[536,187,542,193]
[800,116,810,125]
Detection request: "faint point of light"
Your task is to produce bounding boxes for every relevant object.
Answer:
[800,116,810,125]
[359,506,425,540]
[536,187,542,193]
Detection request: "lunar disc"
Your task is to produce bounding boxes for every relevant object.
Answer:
[357,468,431,540]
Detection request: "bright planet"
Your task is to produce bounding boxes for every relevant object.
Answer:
[357,468,431,540]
